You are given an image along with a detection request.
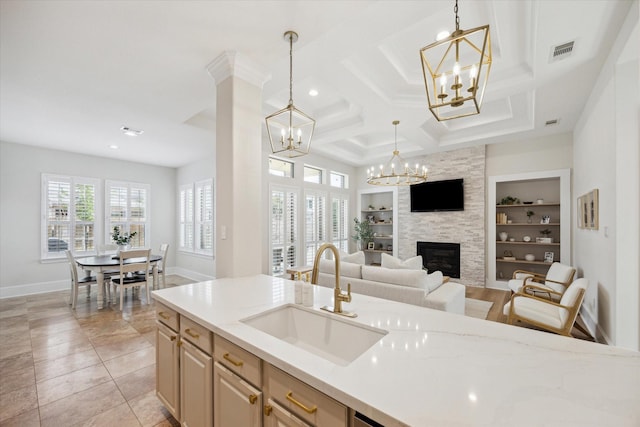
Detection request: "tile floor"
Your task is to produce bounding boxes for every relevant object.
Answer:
[0,275,193,426]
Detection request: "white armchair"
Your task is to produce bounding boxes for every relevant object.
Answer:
[508,262,576,301]
[503,278,589,337]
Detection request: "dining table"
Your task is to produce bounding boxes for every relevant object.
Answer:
[75,254,162,309]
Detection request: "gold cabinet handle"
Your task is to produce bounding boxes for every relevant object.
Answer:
[223,353,243,367]
[264,404,273,416]
[158,312,170,320]
[184,328,199,339]
[286,391,317,414]
[170,335,176,342]
[248,394,257,405]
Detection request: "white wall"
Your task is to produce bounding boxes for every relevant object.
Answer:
[0,141,176,297]
[573,2,639,350]
[175,155,216,280]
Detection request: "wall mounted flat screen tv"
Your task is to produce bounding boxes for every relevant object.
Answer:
[410,178,464,212]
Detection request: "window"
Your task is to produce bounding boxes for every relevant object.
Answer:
[195,179,214,254]
[304,191,326,265]
[303,165,323,184]
[271,186,297,276]
[330,171,348,189]
[179,180,214,255]
[42,174,99,259]
[269,157,294,178]
[105,180,150,248]
[331,195,349,253]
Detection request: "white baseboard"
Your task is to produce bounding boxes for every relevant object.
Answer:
[0,279,70,299]
[0,268,215,299]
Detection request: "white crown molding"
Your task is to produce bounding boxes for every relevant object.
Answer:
[206,51,271,88]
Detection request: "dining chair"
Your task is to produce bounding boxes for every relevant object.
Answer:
[110,249,151,310]
[65,250,97,309]
[503,278,589,337]
[157,243,169,288]
[97,243,120,278]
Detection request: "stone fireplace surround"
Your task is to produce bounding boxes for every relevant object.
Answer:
[396,145,486,287]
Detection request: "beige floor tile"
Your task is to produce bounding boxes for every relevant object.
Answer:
[0,341,32,361]
[0,407,40,427]
[28,313,76,331]
[113,364,156,401]
[0,384,38,423]
[73,402,141,427]
[0,351,33,374]
[29,318,81,340]
[152,417,180,427]
[30,328,87,350]
[95,335,152,362]
[31,335,93,363]
[34,348,101,382]
[87,325,142,348]
[0,308,28,320]
[128,390,174,427]
[36,363,111,406]
[103,346,155,379]
[39,381,125,427]
[0,366,35,395]
[27,307,71,322]
[142,330,156,347]
[0,317,29,337]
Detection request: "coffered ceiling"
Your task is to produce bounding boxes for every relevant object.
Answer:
[0,1,633,168]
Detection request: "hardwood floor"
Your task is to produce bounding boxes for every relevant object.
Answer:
[466,285,595,342]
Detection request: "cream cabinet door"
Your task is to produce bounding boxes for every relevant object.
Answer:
[156,322,179,420]
[180,339,213,427]
[264,398,312,427]
[213,362,262,427]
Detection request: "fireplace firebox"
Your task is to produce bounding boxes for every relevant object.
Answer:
[417,242,461,279]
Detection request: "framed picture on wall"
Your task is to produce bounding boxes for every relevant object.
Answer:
[544,251,554,263]
[579,189,599,230]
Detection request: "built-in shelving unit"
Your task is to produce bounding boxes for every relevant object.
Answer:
[488,170,571,289]
[358,188,398,265]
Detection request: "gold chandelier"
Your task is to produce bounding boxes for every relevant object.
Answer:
[265,31,315,158]
[420,0,491,121]
[367,121,428,186]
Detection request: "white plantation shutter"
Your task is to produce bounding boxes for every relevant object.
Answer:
[271,186,298,276]
[304,190,326,265]
[331,195,349,253]
[195,179,214,254]
[179,184,194,250]
[105,180,150,248]
[42,174,99,259]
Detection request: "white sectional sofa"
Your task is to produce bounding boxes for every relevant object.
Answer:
[315,253,466,315]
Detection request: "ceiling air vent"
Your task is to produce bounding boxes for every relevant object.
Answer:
[545,119,559,126]
[549,41,575,62]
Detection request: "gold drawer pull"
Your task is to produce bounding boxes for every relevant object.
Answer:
[264,404,273,416]
[184,328,199,339]
[170,335,176,342]
[248,394,257,405]
[286,391,317,414]
[158,312,170,320]
[223,353,244,367]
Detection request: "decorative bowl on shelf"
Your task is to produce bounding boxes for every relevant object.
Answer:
[525,254,535,261]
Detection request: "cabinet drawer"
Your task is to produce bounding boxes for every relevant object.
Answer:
[264,364,348,427]
[156,302,179,331]
[180,315,212,355]
[214,335,261,388]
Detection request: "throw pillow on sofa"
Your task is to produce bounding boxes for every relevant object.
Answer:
[381,253,423,270]
[362,265,428,289]
[340,250,365,264]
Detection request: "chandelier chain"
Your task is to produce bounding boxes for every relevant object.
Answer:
[288,33,294,105]
[454,0,459,31]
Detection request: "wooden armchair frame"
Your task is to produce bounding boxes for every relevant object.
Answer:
[510,265,576,300]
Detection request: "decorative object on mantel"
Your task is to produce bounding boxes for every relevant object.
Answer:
[265,30,315,158]
[578,189,599,230]
[419,0,491,121]
[111,226,137,255]
[366,120,428,186]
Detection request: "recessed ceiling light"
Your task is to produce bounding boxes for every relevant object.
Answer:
[436,31,450,41]
[109,144,119,150]
[308,89,318,97]
[120,126,143,136]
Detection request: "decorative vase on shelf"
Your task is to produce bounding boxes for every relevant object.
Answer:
[116,244,131,257]
[499,232,508,242]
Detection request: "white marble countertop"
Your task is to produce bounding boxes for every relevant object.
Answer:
[152,274,640,427]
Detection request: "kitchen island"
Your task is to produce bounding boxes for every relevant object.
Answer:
[152,274,640,426]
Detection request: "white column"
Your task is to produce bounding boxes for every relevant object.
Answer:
[207,52,270,278]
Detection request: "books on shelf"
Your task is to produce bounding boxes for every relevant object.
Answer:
[496,212,508,224]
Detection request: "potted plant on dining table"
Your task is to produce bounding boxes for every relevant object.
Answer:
[112,226,137,255]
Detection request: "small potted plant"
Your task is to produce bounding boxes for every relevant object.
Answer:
[537,228,553,244]
[352,217,374,251]
[367,204,375,210]
[499,196,520,205]
[526,210,535,224]
[112,226,137,253]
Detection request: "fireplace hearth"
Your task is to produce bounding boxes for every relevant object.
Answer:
[417,241,461,279]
